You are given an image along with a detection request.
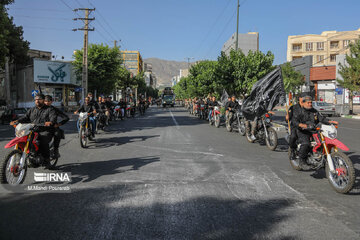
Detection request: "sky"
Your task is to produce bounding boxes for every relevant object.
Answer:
[7,0,360,65]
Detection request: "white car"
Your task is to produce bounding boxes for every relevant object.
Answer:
[312,101,336,116]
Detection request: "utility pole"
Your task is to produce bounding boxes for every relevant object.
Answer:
[235,0,240,51]
[4,57,11,107]
[184,57,194,70]
[73,8,95,100]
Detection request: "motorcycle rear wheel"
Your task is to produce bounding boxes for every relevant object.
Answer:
[265,127,278,151]
[79,126,88,148]
[246,132,255,143]
[0,149,27,185]
[226,122,232,132]
[326,152,355,194]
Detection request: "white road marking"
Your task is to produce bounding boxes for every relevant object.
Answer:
[169,110,180,129]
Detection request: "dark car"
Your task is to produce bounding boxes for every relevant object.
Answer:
[0,108,27,124]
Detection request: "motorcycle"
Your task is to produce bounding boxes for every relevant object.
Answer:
[226,107,246,136]
[0,123,59,185]
[209,106,221,128]
[199,104,206,120]
[289,124,355,194]
[126,104,132,118]
[96,112,107,131]
[139,103,145,116]
[78,112,94,148]
[246,113,278,151]
[114,106,123,120]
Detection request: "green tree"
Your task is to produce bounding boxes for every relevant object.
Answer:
[0,0,30,67]
[337,39,360,114]
[281,62,304,94]
[73,44,122,95]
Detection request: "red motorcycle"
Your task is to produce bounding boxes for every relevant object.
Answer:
[209,106,221,128]
[0,123,58,185]
[290,124,355,194]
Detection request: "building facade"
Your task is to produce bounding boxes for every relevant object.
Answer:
[287,28,360,66]
[222,32,259,56]
[120,51,143,76]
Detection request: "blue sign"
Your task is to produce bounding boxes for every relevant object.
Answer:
[74,87,82,92]
[31,90,39,97]
[335,88,343,95]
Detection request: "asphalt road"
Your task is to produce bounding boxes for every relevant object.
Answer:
[0,106,359,240]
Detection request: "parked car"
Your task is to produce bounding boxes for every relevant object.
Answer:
[312,101,336,116]
[0,108,27,124]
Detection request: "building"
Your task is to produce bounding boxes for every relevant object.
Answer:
[310,66,337,103]
[180,69,189,78]
[222,32,259,56]
[287,28,360,66]
[1,49,81,109]
[120,51,143,76]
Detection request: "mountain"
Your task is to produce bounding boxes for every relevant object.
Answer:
[144,58,190,88]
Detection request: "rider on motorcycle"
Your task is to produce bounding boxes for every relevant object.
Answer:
[293,95,338,170]
[44,95,69,158]
[226,95,239,126]
[10,93,57,166]
[74,97,97,138]
[208,96,219,120]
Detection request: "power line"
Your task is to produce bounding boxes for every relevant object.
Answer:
[9,7,68,12]
[22,25,72,31]
[204,9,237,59]
[12,15,72,21]
[192,0,233,57]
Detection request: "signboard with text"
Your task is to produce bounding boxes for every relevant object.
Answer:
[34,59,72,84]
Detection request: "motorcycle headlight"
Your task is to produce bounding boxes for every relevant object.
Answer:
[15,129,26,138]
[265,118,271,124]
[328,131,337,139]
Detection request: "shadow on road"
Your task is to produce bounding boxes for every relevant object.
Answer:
[86,135,160,149]
[56,156,160,184]
[348,154,360,193]
[0,183,298,240]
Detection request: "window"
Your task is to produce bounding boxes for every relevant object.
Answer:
[292,56,302,60]
[306,42,313,51]
[330,41,339,49]
[343,40,350,48]
[292,43,302,52]
[316,55,324,63]
[317,42,324,50]
[330,54,337,62]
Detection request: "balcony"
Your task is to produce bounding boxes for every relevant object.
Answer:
[330,41,339,49]
[292,44,302,52]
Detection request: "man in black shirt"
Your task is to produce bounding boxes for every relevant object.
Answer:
[293,96,338,170]
[44,95,69,158]
[11,93,56,164]
[226,95,239,126]
[74,97,97,137]
[208,96,219,120]
[286,93,306,159]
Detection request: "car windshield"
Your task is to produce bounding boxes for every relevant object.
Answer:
[164,96,173,100]
[316,102,332,106]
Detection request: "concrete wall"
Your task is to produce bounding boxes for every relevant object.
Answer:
[222,32,259,56]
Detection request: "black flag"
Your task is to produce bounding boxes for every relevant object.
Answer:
[219,89,229,107]
[241,67,286,120]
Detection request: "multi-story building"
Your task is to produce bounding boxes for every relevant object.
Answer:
[287,28,360,66]
[222,32,259,56]
[120,50,143,76]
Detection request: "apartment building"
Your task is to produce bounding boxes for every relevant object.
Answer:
[120,51,143,76]
[287,28,360,66]
[222,32,259,56]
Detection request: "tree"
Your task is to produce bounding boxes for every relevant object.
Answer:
[73,44,122,95]
[281,62,304,94]
[337,39,360,114]
[0,0,30,67]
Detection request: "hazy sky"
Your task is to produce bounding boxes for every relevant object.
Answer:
[7,0,360,64]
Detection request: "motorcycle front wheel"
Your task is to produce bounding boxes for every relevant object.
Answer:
[226,122,232,132]
[238,119,246,136]
[288,148,301,171]
[326,152,355,194]
[0,149,27,185]
[79,126,88,148]
[265,127,278,151]
[214,115,220,128]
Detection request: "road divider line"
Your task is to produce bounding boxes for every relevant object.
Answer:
[169,110,180,129]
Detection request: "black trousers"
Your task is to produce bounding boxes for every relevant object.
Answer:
[289,127,298,150]
[38,131,53,159]
[297,130,312,160]
[53,128,64,150]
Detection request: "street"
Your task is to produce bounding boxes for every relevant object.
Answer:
[0,106,359,240]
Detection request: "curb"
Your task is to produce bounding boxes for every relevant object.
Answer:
[341,115,360,119]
